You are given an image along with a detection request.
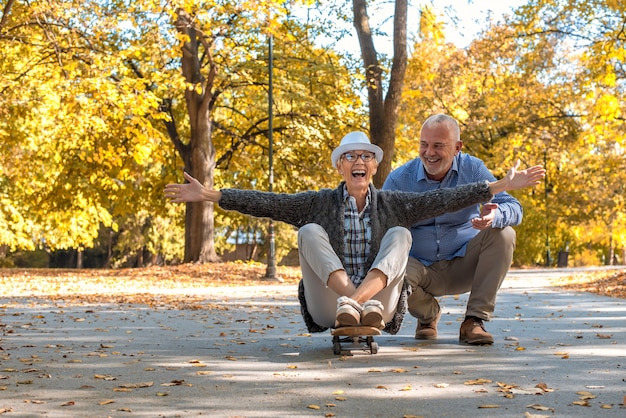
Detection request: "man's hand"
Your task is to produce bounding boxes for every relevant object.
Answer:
[471,203,498,230]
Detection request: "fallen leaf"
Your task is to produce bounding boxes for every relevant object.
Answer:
[433,383,449,388]
[98,400,115,405]
[118,381,153,389]
[307,404,320,410]
[464,378,492,385]
[478,404,500,408]
[94,374,117,381]
[526,404,552,411]
[524,412,550,418]
[534,383,553,392]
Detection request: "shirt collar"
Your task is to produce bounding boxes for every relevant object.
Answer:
[342,184,372,206]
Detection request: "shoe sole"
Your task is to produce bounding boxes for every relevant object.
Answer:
[336,311,360,327]
[361,309,384,328]
[459,335,494,345]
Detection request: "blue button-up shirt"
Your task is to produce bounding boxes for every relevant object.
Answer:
[382,152,523,265]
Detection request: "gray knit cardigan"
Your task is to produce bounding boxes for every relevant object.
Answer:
[219,180,493,270]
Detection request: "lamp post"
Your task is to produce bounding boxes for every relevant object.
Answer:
[263,33,280,281]
[544,149,551,267]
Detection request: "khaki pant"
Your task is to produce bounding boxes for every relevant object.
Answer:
[298,223,411,328]
[405,227,516,323]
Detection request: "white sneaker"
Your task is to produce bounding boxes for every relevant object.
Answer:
[361,300,384,329]
[335,296,362,328]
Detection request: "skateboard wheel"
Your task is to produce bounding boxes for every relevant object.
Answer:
[370,341,378,354]
[333,341,342,355]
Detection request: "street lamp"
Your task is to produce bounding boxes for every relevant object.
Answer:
[544,149,552,267]
[263,33,281,282]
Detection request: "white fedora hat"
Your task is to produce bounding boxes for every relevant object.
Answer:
[331,131,383,166]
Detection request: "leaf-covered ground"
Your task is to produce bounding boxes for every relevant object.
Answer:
[550,268,626,299]
[0,263,624,307]
[0,262,301,308]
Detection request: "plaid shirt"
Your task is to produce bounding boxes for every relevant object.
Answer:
[342,186,372,286]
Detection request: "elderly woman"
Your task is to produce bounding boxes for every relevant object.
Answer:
[165,132,544,334]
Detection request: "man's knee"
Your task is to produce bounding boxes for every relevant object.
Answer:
[484,226,516,252]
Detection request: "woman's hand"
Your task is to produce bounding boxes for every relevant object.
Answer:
[164,172,221,203]
[489,160,546,195]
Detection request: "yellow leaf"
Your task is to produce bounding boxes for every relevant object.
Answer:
[464,378,492,385]
[307,405,320,410]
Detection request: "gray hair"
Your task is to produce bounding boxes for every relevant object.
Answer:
[421,114,461,142]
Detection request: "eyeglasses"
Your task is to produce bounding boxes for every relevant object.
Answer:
[342,152,376,162]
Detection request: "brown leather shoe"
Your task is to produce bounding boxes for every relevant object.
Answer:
[415,310,441,340]
[459,317,494,345]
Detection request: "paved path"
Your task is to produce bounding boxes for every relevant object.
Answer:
[1,268,625,417]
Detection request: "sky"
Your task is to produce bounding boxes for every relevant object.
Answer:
[344,0,527,52]
[435,0,526,47]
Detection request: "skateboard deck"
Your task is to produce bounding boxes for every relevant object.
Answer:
[331,326,381,355]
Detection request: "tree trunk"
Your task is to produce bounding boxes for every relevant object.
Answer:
[170,9,219,263]
[352,0,407,187]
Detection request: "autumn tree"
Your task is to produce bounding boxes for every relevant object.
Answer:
[0,0,174,267]
[397,0,625,265]
[1,0,367,266]
[333,0,405,187]
[506,0,626,264]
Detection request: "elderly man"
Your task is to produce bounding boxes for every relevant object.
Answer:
[383,114,527,344]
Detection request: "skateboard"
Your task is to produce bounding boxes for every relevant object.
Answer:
[331,326,381,355]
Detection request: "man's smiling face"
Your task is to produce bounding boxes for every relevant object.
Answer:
[419,123,462,181]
